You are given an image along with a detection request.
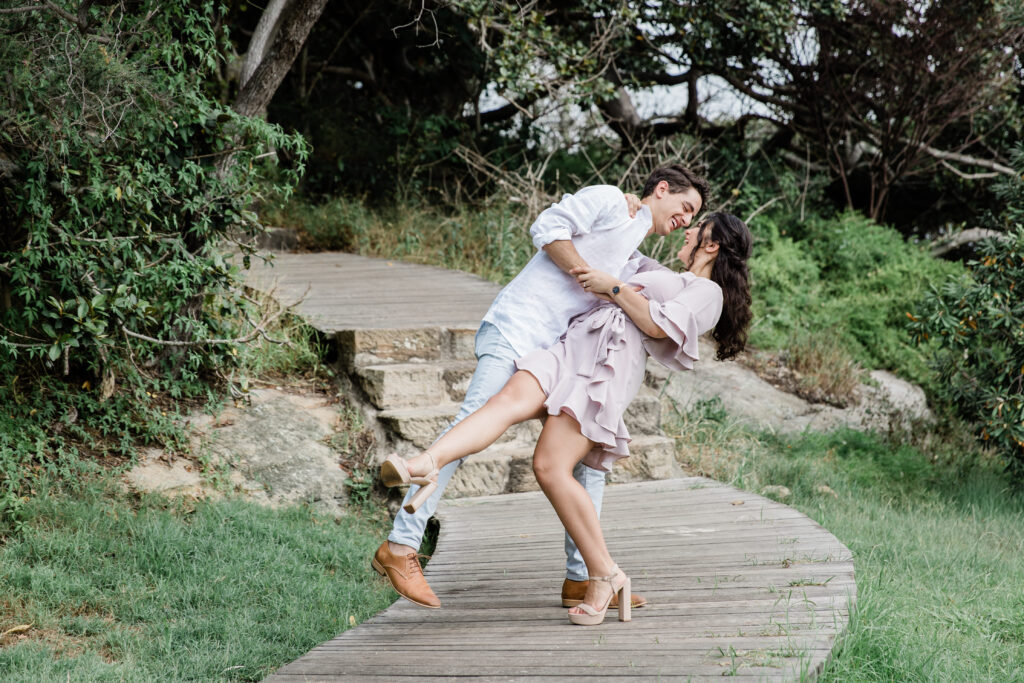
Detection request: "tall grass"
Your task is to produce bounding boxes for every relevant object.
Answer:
[262,196,536,284]
[665,403,1024,681]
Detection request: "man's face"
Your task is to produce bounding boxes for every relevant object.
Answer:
[648,183,702,237]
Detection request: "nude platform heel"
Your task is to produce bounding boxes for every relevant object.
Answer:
[380,452,439,514]
[567,564,631,626]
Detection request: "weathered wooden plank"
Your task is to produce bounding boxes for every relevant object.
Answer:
[244,252,503,331]
[267,676,806,682]
[270,659,813,678]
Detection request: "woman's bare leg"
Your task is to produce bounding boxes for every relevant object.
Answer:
[403,370,546,478]
[532,413,617,614]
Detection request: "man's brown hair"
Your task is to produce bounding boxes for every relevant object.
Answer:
[641,165,710,208]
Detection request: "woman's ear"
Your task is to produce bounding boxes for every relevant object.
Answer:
[704,241,720,255]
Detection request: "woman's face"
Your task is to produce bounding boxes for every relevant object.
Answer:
[676,223,709,265]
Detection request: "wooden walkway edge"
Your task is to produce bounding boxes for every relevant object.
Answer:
[264,478,854,681]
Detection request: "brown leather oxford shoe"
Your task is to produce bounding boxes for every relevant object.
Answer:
[371,541,441,609]
[561,578,648,609]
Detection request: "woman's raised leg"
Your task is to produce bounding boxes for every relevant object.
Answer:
[400,370,546,479]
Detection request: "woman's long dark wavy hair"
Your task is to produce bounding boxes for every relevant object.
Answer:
[687,212,753,361]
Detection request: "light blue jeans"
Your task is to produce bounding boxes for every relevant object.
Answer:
[388,321,605,581]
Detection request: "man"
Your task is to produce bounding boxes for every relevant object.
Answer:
[372,165,709,609]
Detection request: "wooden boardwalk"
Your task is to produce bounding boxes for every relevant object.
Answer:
[244,252,502,333]
[247,252,855,680]
[265,478,854,682]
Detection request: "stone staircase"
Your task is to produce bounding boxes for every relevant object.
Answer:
[336,325,683,498]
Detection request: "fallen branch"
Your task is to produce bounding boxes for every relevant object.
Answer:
[919,144,1015,176]
[930,228,1010,257]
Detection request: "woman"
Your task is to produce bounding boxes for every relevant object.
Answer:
[381,212,753,626]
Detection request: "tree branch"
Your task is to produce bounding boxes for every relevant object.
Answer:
[939,160,1000,180]
[462,87,548,127]
[3,2,114,43]
[120,285,308,347]
[930,228,1011,257]
[240,0,288,90]
[920,145,1015,176]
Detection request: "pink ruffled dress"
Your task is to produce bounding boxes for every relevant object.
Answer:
[515,268,723,472]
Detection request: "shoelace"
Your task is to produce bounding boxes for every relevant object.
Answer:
[406,553,431,576]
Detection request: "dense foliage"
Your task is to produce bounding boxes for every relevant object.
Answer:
[750,211,963,385]
[0,1,307,514]
[240,0,1023,232]
[910,226,1024,478]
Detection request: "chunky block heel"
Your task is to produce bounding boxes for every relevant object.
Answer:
[403,480,438,513]
[379,452,439,513]
[618,576,631,622]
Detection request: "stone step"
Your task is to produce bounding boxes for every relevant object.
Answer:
[445,434,681,498]
[379,385,664,450]
[377,403,542,450]
[356,360,477,410]
[337,326,477,371]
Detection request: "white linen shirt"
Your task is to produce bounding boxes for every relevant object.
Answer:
[482,185,654,356]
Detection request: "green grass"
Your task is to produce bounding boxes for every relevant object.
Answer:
[667,408,1024,681]
[0,479,396,681]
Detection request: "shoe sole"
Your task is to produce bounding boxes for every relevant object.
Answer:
[562,598,648,609]
[370,557,442,609]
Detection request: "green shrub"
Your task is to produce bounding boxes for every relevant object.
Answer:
[0,2,308,514]
[749,210,962,386]
[0,2,306,379]
[748,235,822,348]
[910,226,1024,480]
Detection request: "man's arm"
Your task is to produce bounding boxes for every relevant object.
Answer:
[543,239,589,274]
[535,190,643,277]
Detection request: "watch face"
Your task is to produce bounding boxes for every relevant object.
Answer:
[612,286,620,295]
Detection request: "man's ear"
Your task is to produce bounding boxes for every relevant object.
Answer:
[655,180,669,197]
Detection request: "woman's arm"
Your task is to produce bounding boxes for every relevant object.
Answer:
[568,266,668,339]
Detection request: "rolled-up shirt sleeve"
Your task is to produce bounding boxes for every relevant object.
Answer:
[529,186,623,249]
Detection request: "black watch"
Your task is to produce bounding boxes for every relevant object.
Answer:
[611,285,621,295]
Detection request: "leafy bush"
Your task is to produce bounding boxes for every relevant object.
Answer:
[909,227,1024,480]
[749,210,962,385]
[0,2,307,513]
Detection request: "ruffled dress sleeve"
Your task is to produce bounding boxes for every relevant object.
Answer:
[643,274,723,371]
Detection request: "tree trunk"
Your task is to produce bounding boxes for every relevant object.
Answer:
[240,0,289,90]
[597,86,646,150]
[233,0,329,118]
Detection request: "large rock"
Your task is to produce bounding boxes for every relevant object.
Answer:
[124,389,353,517]
[651,340,934,435]
[206,392,349,515]
[607,435,682,483]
